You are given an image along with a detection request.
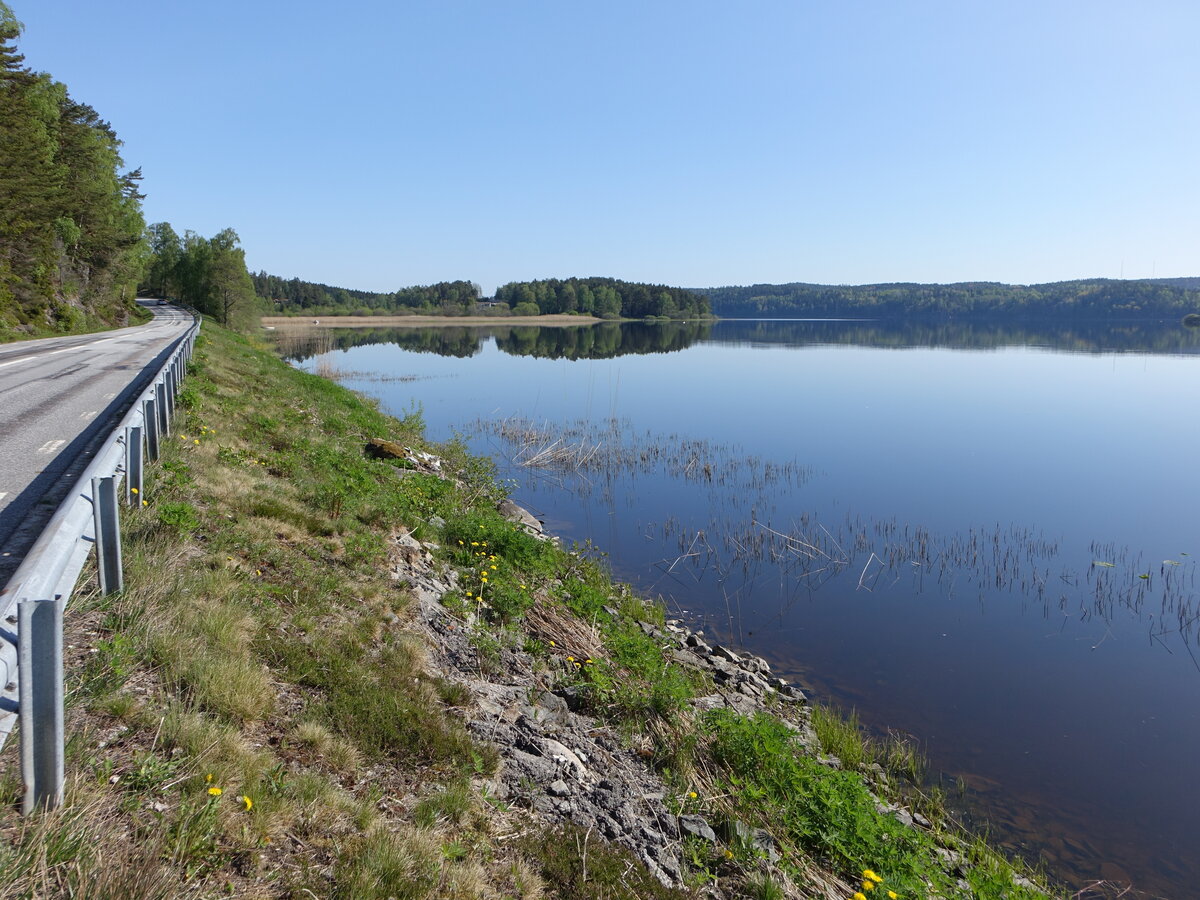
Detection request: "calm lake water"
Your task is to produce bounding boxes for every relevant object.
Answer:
[285,319,1200,897]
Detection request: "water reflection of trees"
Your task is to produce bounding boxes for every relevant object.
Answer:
[710,319,1200,354]
[277,320,715,362]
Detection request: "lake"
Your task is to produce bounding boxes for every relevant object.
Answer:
[282,318,1200,897]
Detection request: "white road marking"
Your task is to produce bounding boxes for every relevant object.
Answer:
[0,492,7,501]
[80,410,98,421]
[37,439,66,454]
[102,392,116,400]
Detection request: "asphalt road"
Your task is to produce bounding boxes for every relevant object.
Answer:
[0,301,192,587]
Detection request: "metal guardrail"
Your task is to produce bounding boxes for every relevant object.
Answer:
[0,311,200,812]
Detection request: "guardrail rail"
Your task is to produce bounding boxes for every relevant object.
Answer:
[0,312,200,812]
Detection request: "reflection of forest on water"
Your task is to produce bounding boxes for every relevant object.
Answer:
[712,318,1200,354]
[276,317,1200,363]
[277,320,714,362]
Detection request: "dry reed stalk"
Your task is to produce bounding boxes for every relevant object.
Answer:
[523,597,606,662]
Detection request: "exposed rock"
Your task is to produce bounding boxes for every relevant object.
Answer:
[497,498,545,535]
[679,814,718,843]
[710,644,741,663]
[548,779,571,797]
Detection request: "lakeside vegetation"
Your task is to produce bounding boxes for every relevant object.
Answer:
[700,279,1200,321]
[0,320,1062,898]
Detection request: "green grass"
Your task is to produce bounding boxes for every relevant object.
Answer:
[704,710,1048,899]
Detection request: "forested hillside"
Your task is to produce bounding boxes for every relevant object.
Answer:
[494,276,710,318]
[0,3,146,337]
[702,279,1200,320]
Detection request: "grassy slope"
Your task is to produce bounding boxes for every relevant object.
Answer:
[0,322,1059,899]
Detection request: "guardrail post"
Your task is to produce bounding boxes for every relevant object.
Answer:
[144,397,159,461]
[91,477,122,595]
[165,370,176,421]
[156,382,169,434]
[19,597,64,814]
[125,425,143,507]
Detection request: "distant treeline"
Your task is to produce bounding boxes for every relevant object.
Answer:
[256,272,710,320]
[0,3,145,336]
[253,273,483,317]
[701,279,1200,320]
[494,277,710,319]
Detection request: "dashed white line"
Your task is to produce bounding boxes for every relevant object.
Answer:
[80,410,98,421]
[0,492,7,501]
[37,439,66,454]
[102,392,116,400]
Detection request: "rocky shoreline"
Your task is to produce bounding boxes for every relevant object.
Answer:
[379,449,1024,898]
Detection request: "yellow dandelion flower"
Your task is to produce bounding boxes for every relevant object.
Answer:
[457,540,464,545]
[466,592,473,598]
[853,894,867,900]
[566,656,575,662]
[723,849,734,859]
[887,893,898,900]
[141,500,147,507]
[471,541,479,546]
[863,882,876,892]
[481,577,487,583]
[864,871,883,884]
[208,786,222,797]
[255,569,262,576]
[205,773,213,783]
[193,439,200,445]
[130,487,138,494]
[688,791,697,799]
[549,640,555,646]
[240,795,253,811]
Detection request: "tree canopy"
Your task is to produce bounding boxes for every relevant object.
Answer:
[0,1,146,337]
[494,277,710,319]
[140,223,257,326]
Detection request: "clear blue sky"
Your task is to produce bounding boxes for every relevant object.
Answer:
[13,1,1200,295]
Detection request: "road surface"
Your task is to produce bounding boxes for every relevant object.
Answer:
[0,301,192,588]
